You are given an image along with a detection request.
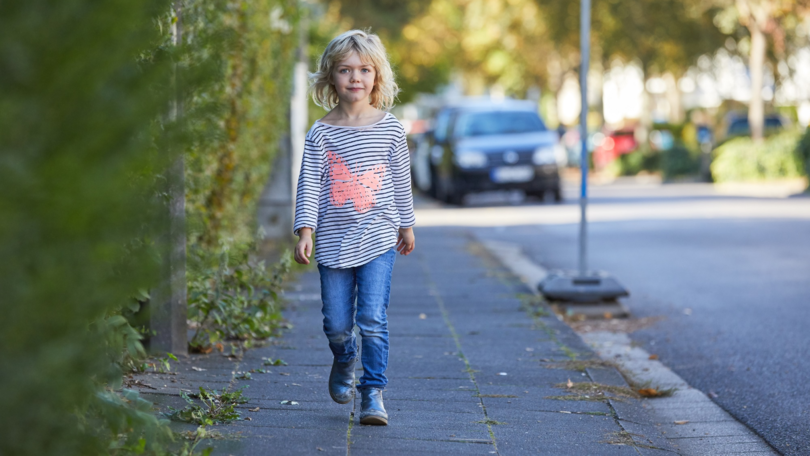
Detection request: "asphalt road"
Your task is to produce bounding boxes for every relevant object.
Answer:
[413,178,810,456]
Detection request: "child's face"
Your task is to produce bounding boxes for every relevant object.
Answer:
[332,51,376,106]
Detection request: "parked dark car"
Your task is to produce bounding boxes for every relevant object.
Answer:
[722,113,787,140]
[411,99,563,205]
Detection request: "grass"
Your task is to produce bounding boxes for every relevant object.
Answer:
[517,293,551,317]
[544,359,618,372]
[546,381,641,403]
[603,430,662,450]
[475,419,506,425]
[560,345,580,361]
[545,395,607,402]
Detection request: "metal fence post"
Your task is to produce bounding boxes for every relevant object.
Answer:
[149,2,188,355]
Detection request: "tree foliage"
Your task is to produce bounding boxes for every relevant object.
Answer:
[318,0,727,101]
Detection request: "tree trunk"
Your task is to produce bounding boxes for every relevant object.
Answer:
[748,20,766,142]
[638,62,652,145]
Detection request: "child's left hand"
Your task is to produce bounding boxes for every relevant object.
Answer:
[396,227,415,255]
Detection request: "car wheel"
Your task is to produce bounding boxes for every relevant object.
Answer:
[446,190,464,206]
[553,187,562,203]
[437,174,464,206]
[525,190,545,201]
[427,164,439,199]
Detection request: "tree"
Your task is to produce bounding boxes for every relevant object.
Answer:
[710,0,810,141]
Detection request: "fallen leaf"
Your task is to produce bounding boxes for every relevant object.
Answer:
[191,367,206,372]
[419,313,427,319]
[317,448,324,452]
[637,388,660,397]
[674,420,689,425]
[248,407,260,412]
[603,312,613,319]
[215,342,224,352]
[244,417,252,421]
[648,354,659,360]
[566,378,574,389]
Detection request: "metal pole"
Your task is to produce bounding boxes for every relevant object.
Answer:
[578,0,591,278]
[258,4,306,239]
[150,2,188,355]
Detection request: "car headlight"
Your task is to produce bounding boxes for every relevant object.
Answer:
[532,146,556,165]
[456,151,487,168]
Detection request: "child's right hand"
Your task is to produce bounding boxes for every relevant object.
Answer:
[294,228,313,265]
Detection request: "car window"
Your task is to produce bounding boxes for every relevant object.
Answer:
[728,117,784,137]
[433,110,453,143]
[765,117,783,129]
[728,119,749,136]
[454,111,546,137]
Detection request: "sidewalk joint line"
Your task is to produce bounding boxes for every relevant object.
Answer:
[346,381,356,455]
[418,252,500,456]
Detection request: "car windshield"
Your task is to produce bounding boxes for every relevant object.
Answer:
[455,111,546,137]
[728,117,783,136]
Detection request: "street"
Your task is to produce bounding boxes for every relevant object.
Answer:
[415,178,810,456]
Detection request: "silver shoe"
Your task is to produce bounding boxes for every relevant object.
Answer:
[359,387,388,425]
[328,357,356,404]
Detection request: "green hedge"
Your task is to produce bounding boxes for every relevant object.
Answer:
[711,131,806,183]
[797,128,810,181]
[0,1,179,454]
[1,0,299,454]
[661,143,701,180]
[183,0,297,250]
[181,0,298,349]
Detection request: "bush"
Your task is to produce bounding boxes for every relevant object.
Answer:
[0,1,179,454]
[661,143,701,180]
[797,128,810,181]
[1,0,299,454]
[182,0,298,250]
[180,0,298,349]
[188,239,291,351]
[604,148,660,177]
[711,131,806,183]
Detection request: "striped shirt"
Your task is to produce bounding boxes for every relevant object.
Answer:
[293,112,416,268]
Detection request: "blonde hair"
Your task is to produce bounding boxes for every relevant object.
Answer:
[310,30,399,111]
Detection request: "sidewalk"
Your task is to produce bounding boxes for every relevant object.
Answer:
[134,228,676,455]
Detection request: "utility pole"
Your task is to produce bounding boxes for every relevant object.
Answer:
[149,1,188,355]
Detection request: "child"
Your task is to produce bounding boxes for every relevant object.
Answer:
[292,30,415,426]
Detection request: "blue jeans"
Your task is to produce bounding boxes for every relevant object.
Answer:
[318,248,396,390]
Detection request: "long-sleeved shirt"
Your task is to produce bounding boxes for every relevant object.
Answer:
[293,112,416,268]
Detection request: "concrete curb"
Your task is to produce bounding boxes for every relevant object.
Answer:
[476,238,778,456]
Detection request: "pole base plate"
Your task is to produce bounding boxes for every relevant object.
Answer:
[539,271,629,303]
